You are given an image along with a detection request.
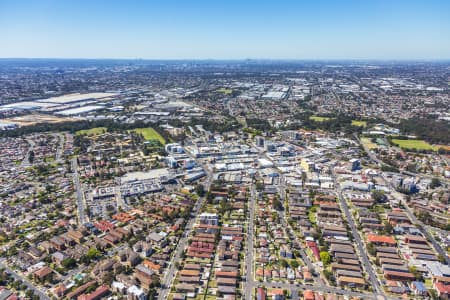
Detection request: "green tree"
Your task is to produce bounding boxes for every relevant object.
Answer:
[62,258,77,269]
[256,181,264,191]
[371,190,386,203]
[290,260,299,269]
[195,184,205,197]
[430,178,441,189]
[409,266,423,281]
[272,198,282,211]
[320,251,331,265]
[279,259,288,268]
[366,242,376,256]
[383,221,393,234]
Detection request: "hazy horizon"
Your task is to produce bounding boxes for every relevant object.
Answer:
[1,58,450,62]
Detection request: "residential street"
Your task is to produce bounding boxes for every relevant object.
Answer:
[334,173,384,298]
[71,157,87,225]
[0,259,50,300]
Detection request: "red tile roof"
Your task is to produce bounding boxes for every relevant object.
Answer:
[367,234,396,245]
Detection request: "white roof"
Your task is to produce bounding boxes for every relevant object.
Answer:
[37,92,116,104]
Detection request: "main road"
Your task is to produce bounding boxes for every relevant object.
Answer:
[157,167,214,300]
[71,157,87,225]
[243,184,256,300]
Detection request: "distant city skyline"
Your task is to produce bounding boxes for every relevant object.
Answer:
[1,0,450,60]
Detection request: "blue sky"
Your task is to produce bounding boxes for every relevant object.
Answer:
[0,0,449,59]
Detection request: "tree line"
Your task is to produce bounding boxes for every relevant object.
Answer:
[397,118,450,145]
[0,119,170,143]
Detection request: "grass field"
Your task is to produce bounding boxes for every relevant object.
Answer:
[361,137,378,150]
[217,88,233,95]
[130,127,165,144]
[75,127,107,136]
[352,120,367,127]
[391,139,438,151]
[310,116,332,122]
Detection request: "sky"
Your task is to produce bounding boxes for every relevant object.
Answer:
[0,0,450,60]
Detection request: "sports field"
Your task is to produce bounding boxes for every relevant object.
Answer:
[217,88,233,95]
[75,127,107,136]
[391,139,438,151]
[361,137,377,150]
[352,120,367,127]
[310,116,332,122]
[130,127,166,144]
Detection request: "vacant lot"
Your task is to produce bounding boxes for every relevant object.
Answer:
[391,139,438,151]
[352,120,367,127]
[310,116,332,122]
[130,127,165,144]
[75,127,107,136]
[2,113,74,126]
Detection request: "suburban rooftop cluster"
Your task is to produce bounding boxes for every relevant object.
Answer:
[0,60,448,300]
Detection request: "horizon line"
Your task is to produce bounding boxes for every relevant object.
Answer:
[1,57,450,62]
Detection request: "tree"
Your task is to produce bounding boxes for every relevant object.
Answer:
[256,181,264,191]
[417,211,432,224]
[366,242,376,256]
[25,290,34,299]
[430,178,441,189]
[62,258,77,269]
[280,259,289,268]
[323,269,333,283]
[151,275,160,288]
[301,172,307,187]
[147,288,157,300]
[383,221,393,234]
[290,260,299,269]
[320,251,331,265]
[438,254,446,264]
[28,150,35,163]
[371,190,386,203]
[195,184,205,197]
[272,198,282,211]
[409,266,423,281]
[85,248,101,261]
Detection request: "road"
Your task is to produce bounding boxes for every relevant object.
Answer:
[54,133,65,163]
[71,157,87,225]
[334,173,384,297]
[21,137,35,168]
[239,148,387,299]
[0,260,50,300]
[243,184,256,300]
[242,178,387,300]
[358,133,449,264]
[279,174,319,275]
[401,202,450,265]
[379,168,450,266]
[260,281,397,300]
[157,167,214,300]
[356,133,450,185]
